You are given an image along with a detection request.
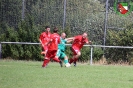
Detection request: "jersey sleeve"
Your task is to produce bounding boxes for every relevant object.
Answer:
[73,35,80,42]
[74,35,78,40]
[39,33,43,41]
[58,37,61,44]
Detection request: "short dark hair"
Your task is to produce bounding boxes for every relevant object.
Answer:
[53,27,58,33]
[45,26,50,29]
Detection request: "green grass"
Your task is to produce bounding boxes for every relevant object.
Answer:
[0,60,133,88]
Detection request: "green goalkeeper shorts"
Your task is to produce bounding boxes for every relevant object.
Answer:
[56,49,66,60]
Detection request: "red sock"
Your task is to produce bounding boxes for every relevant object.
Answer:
[53,57,60,62]
[69,58,74,64]
[74,58,78,63]
[42,59,50,67]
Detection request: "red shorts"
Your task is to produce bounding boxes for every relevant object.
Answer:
[71,46,80,55]
[46,50,57,59]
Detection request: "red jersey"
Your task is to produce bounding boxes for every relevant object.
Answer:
[72,35,89,50]
[48,33,60,50]
[39,32,51,45]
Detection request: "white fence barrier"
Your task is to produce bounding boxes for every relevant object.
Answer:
[1,42,133,65]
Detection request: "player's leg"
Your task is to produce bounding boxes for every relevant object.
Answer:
[69,47,78,64]
[42,50,51,67]
[56,49,63,67]
[69,47,80,66]
[64,56,69,64]
[58,52,64,67]
[42,58,50,67]
[52,49,62,67]
[42,50,59,67]
[53,56,60,62]
[64,56,71,67]
[73,51,81,66]
[53,49,61,62]
[51,50,61,66]
[69,47,75,64]
[60,52,70,67]
[41,45,48,56]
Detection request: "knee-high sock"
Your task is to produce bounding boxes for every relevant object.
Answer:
[42,59,50,67]
[53,57,60,62]
[69,58,74,64]
[74,58,78,63]
[64,59,68,64]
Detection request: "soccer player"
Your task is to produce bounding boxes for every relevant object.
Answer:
[39,26,51,55]
[54,32,73,67]
[42,27,61,67]
[69,32,91,66]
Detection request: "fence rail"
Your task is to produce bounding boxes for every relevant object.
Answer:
[1,42,133,65]
[1,42,133,48]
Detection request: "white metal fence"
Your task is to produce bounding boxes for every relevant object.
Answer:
[1,42,133,65]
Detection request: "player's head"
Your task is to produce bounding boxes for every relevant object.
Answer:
[82,32,88,39]
[61,32,66,39]
[53,27,58,33]
[45,26,50,32]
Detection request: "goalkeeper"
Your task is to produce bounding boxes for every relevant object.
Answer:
[54,32,73,67]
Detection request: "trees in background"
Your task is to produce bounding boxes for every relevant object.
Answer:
[0,0,133,64]
[106,23,133,64]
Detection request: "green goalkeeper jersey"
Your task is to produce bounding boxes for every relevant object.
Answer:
[58,37,67,52]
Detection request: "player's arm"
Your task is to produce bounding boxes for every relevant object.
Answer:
[39,39,43,45]
[46,39,52,46]
[65,37,74,43]
[39,34,45,47]
[86,40,92,45]
[84,37,92,45]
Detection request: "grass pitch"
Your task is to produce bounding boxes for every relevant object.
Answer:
[0,60,133,88]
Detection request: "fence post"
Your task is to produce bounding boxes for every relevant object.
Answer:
[0,43,1,59]
[90,46,93,65]
[63,0,66,30]
[22,0,25,20]
[103,0,109,53]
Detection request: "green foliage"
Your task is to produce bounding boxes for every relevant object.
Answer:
[80,47,91,62]
[0,0,22,28]
[0,24,19,58]
[64,26,72,37]
[79,47,104,62]
[0,0,133,63]
[16,16,43,60]
[0,16,43,61]
[93,48,104,61]
[106,23,133,63]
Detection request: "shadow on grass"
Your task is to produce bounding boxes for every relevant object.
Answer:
[129,79,133,82]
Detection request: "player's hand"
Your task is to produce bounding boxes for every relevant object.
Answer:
[41,51,46,55]
[89,41,92,45]
[42,44,45,47]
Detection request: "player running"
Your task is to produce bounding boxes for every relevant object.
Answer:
[54,32,73,67]
[69,32,91,66]
[42,27,61,67]
[39,26,51,55]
